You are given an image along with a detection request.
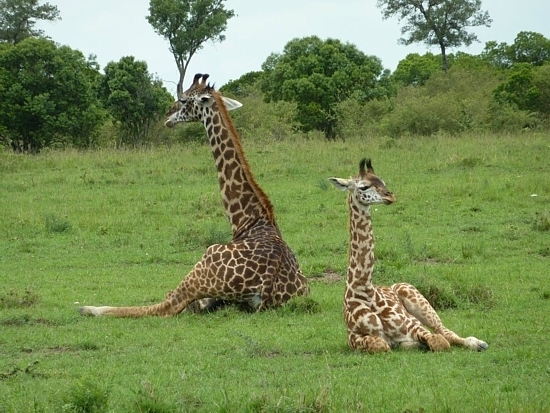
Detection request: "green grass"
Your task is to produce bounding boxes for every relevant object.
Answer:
[0,133,549,412]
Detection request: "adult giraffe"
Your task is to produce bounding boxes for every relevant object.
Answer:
[329,158,488,352]
[79,73,309,317]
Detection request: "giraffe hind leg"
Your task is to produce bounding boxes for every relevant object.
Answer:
[392,283,488,351]
[184,298,230,313]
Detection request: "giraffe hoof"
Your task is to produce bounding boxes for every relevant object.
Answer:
[465,337,488,351]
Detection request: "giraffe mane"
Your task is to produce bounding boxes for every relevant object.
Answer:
[211,90,276,224]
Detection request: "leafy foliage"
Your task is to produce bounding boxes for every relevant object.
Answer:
[98,56,174,147]
[228,86,300,141]
[220,70,263,98]
[147,0,235,96]
[377,0,492,71]
[377,67,504,136]
[482,31,550,69]
[493,62,550,118]
[0,0,60,44]
[510,31,550,66]
[260,36,388,139]
[392,52,441,86]
[0,38,104,151]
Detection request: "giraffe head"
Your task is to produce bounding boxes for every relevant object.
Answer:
[165,73,243,127]
[329,158,395,211]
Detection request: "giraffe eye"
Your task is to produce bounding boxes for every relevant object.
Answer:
[358,184,371,191]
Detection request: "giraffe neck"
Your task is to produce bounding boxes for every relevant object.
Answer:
[345,195,375,301]
[203,92,279,238]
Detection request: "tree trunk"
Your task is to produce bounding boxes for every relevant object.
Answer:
[175,51,194,98]
[177,66,185,97]
[440,43,448,72]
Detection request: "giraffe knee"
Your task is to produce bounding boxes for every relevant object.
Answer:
[366,338,391,354]
[426,334,451,351]
[349,335,391,354]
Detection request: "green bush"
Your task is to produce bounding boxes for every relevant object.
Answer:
[379,68,502,136]
[334,97,393,139]
[230,90,300,141]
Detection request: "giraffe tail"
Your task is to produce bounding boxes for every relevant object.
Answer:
[78,300,181,317]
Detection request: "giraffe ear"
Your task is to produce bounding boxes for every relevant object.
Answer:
[328,177,351,191]
[222,97,243,111]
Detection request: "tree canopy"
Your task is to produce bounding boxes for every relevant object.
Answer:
[147,0,234,96]
[0,0,60,44]
[482,31,550,69]
[376,0,491,71]
[391,52,440,86]
[493,62,550,117]
[0,38,104,151]
[99,56,174,147]
[260,36,387,139]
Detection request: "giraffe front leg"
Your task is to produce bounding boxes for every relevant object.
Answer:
[425,333,451,351]
[347,331,391,354]
[346,306,392,353]
[434,326,488,351]
[392,283,488,351]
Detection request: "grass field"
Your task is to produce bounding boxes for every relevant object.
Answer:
[1,132,549,412]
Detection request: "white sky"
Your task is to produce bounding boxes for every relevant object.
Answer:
[38,0,550,97]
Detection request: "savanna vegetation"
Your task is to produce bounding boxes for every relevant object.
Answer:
[1,0,549,411]
[1,0,550,151]
[1,133,549,412]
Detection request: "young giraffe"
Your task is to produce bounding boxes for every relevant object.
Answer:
[79,73,309,317]
[329,158,488,353]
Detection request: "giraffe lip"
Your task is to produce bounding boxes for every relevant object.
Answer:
[383,196,396,205]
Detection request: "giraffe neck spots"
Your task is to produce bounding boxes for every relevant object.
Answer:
[203,97,278,238]
[346,196,375,296]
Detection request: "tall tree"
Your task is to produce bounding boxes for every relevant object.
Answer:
[0,0,60,44]
[260,36,387,139]
[376,0,491,72]
[508,31,550,67]
[482,32,550,69]
[99,56,174,147]
[147,0,234,97]
[0,38,104,151]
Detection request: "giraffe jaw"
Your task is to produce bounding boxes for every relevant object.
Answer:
[164,118,176,128]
